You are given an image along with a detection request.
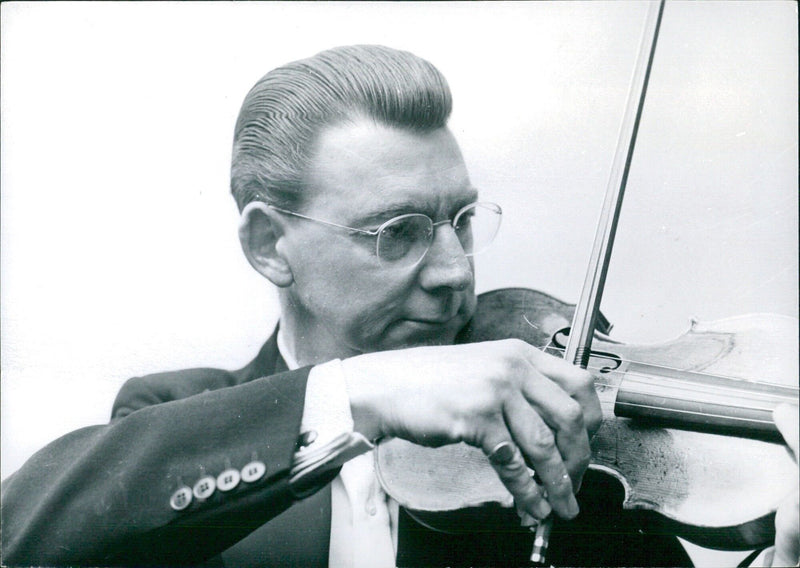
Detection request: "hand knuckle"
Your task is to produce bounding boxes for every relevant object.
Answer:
[502,456,529,478]
[486,373,512,400]
[576,368,594,390]
[449,417,472,444]
[561,399,584,427]
[494,358,526,388]
[584,403,603,433]
[531,422,556,453]
[497,338,531,364]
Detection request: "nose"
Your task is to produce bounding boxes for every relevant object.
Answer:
[418,223,473,291]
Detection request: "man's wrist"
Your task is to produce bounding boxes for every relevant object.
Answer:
[300,359,354,445]
[341,355,387,443]
[290,359,372,497]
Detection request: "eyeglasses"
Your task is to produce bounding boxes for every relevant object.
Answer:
[267,201,502,268]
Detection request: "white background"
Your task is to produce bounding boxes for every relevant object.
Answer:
[2,2,797,565]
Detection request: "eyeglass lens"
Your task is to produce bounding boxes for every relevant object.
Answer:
[376,202,501,266]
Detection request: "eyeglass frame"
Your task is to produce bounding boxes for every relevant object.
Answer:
[264,200,502,267]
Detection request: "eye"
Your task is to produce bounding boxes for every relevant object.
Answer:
[453,206,477,234]
[382,216,427,242]
[454,212,474,231]
[377,214,433,262]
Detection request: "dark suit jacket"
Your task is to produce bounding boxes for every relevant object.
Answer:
[1,330,692,567]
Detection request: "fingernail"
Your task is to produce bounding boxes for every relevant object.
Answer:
[534,499,552,519]
[518,511,538,527]
[567,496,580,517]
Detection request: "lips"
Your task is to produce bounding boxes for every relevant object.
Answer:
[405,300,472,329]
[406,306,462,327]
[406,317,455,325]
[392,293,476,345]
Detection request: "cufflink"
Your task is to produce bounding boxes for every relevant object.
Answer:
[296,429,318,450]
[289,432,375,498]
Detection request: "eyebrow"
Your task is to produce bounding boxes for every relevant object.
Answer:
[354,188,480,226]
[358,203,423,224]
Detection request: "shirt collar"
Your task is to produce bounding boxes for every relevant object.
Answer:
[276,324,300,371]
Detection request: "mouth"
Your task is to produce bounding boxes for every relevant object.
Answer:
[412,291,478,325]
[405,317,456,326]
[387,294,476,346]
[405,305,464,327]
[402,302,471,333]
[392,317,464,347]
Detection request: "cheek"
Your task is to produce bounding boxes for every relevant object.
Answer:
[293,246,414,330]
[338,276,415,334]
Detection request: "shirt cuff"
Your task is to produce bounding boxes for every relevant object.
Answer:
[291,359,375,497]
[300,358,355,448]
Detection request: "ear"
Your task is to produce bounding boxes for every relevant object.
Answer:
[238,202,294,288]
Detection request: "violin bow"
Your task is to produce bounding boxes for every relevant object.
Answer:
[532,0,666,564]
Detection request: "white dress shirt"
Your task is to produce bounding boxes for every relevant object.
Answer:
[277,330,398,568]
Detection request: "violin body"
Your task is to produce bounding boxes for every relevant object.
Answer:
[375,288,799,549]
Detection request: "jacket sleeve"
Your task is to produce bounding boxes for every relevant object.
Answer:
[1,367,315,566]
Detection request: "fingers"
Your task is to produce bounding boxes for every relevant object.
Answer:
[476,340,595,518]
[481,429,552,520]
[344,339,596,523]
[504,392,581,519]
[515,374,592,488]
[521,343,602,436]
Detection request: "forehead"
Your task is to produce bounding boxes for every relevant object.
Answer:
[302,119,475,220]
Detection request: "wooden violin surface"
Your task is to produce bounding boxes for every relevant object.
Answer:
[375,289,798,549]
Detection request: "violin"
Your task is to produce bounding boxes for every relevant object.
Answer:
[376,0,798,560]
[375,287,799,550]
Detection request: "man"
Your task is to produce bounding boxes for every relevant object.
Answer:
[2,45,797,567]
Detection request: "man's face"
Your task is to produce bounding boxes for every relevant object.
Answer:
[278,119,478,361]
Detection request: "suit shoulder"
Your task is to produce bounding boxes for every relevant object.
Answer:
[111,367,238,420]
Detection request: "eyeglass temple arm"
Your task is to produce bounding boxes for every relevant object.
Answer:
[266,205,379,236]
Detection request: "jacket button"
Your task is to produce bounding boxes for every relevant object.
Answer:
[241,460,267,483]
[193,475,216,500]
[170,486,193,511]
[217,468,241,491]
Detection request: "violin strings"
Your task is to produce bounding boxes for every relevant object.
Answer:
[539,344,800,392]
[617,371,798,396]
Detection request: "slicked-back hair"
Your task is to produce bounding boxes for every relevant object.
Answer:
[230,45,453,211]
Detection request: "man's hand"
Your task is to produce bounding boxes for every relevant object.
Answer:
[341,338,601,521]
[770,403,799,567]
